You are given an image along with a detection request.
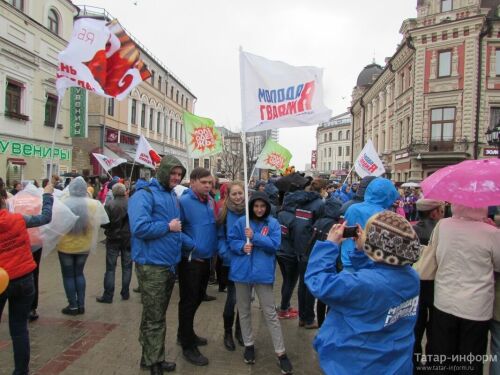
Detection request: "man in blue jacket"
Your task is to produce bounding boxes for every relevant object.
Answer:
[305,211,421,375]
[128,155,186,375]
[341,177,399,272]
[177,167,218,366]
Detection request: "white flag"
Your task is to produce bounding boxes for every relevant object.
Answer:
[134,135,161,169]
[92,153,127,172]
[354,140,385,178]
[240,50,331,132]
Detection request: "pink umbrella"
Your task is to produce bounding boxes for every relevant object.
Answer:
[421,159,500,208]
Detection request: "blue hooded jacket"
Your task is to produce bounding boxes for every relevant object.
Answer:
[128,178,182,268]
[228,192,281,284]
[306,240,419,375]
[341,178,398,267]
[337,184,351,203]
[179,188,218,260]
[217,209,245,266]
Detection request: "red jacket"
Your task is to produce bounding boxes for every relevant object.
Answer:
[0,210,36,280]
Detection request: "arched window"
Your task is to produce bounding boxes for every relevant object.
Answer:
[48,9,59,35]
[338,131,343,140]
[346,130,351,140]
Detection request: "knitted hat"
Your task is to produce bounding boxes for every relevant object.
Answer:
[416,199,444,212]
[363,211,421,266]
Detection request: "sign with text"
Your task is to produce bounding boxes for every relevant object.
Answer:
[0,139,71,160]
[70,87,87,137]
[311,150,317,169]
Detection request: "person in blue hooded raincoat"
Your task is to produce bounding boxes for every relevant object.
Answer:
[305,211,421,375]
[341,177,399,272]
[228,192,293,375]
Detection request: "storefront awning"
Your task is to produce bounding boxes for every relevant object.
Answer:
[104,143,136,163]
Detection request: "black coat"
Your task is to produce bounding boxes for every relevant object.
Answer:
[102,196,130,247]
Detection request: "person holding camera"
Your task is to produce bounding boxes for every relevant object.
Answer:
[305,211,421,375]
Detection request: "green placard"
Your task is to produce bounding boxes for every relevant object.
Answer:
[0,139,71,160]
[70,87,87,138]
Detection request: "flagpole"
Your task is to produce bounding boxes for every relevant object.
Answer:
[128,160,136,182]
[342,164,355,186]
[48,93,65,180]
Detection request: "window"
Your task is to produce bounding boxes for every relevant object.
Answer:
[169,119,173,138]
[328,132,332,141]
[204,159,210,169]
[346,130,350,140]
[170,86,174,98]
[44,95,58,127]
[6,80,22,115]
[193,159,200,168]
[48,9,59,35]
[338,131,342,140]
[338,146,342,156]
[158,76,162,89]
[176,90,179,103]
[149,108,154,130]
[431,107,455,142]
[328,147,331,157]
[141,103,146,128]
[441,0,452,12]
[399,71,405,93]
[337,162,342,170]
[323,134,327,142]
[328,162,331,171]
[9,0,23,10]
[345,146,350,156]
[157,112,161,133]
[185,98,189,110]
[496,49,500,76]
[323,148,326,157]
[175,122,178,140]
[131,99,137,124]
[107,98,114,116]
[490,107,500,129]
[217,159,222,172]
[151,71,155,85]
[181,94,184,107]
[438,51,452,77]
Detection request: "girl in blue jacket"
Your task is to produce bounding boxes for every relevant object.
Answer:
[305,211,421,375]
[228,192,293,375]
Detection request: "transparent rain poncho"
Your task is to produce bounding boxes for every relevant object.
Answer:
[57,177,109,254]
[7,183,78,256]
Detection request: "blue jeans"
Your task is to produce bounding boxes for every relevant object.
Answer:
[0,272,35,375]
[102,242,132,300]
[491,320,500,375]
[58,252,88,309]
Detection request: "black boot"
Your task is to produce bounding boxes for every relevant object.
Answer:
[223,329,235,351]
[182,346,209,366]
[150,363,163,375]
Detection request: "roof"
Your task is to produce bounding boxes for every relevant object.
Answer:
[356,63,383,88]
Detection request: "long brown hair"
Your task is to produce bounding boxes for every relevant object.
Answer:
[217,181,244,225]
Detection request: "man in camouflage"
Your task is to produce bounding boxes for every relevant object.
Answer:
[128,155,186,375]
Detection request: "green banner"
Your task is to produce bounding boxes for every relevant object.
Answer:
[183,112,223,157]
[0,139,71,160]
[255,139,292,173]
[70,87,87,137]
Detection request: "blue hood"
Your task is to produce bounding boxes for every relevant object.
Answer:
[363,178,399,209]
[282,191,322,212]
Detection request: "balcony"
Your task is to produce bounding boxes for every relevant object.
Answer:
[409,137,469,154]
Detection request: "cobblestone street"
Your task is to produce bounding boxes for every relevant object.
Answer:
[0,233,322,375]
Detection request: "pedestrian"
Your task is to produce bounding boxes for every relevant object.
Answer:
[56,177,109,316]
[216,181,245,351]
[228,192,293,374]
[411,199,445,372]
[10,180,22,196]
[491,275,500,375]
[430,204,500,374]
[177,167,218,366]
[338,176,376,216]
[128,155,186,375]
[340,177,399,273]
[0,183,54,375]
[305,212,421,374]
[96,183,132,303]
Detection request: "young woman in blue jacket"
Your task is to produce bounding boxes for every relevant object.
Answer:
[216,181,245,351]
[228,192,293,375]
[305,211,421,375]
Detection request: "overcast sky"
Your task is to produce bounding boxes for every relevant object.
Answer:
[78,0,417,170]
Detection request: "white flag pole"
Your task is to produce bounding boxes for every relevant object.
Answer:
[48,93,65,180]
[342,164,355,186]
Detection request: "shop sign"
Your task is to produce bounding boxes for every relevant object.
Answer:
[0,139,71,160]
[70,87,87,138]
[483,148,498,157]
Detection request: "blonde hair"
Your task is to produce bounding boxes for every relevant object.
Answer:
[217,181,244,225]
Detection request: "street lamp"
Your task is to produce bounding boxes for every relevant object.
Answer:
[485,122,500,158]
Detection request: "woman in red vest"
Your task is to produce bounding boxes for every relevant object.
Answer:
[0,183,54,375]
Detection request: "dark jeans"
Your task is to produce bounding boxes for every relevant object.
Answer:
[102,242,132,300]
[177,257,210,349]
[216,256,227,291]
[58,252,89,309]
[277,255,299,311]
[430,307,489,375]
[298,259,316,324]
[0,272,35,375]
[31,248,42,310]
[414,280,434,368]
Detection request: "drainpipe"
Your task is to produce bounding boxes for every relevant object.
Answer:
[474,18,491,159]
[406,36,417,179]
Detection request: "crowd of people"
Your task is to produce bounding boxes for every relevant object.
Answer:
[0,160,499,375]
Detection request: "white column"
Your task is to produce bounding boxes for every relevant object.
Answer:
[385,85,391,153]
[378,91,384,152]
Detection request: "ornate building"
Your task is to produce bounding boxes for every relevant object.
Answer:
[350,0,500,182]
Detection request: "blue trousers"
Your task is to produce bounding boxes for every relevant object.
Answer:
[58,252,89,309]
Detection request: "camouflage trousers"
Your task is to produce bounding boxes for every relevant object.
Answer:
[136,264,176,366]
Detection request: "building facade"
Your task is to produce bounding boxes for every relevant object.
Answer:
[72,6,195,180]
[350,0,500,182]
[0,0,78,184]
[316,112,352,179]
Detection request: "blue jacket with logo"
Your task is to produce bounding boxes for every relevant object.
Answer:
[179,188,217,260]
[128,178,182,268]
[306,240,420,375]
[228,215,281,285]
[217,209,245,266]
[341,178,398,267]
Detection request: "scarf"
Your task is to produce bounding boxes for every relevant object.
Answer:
[226,198,245,215]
